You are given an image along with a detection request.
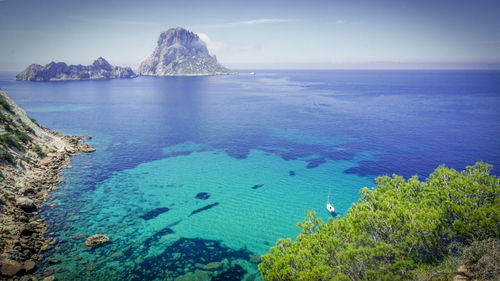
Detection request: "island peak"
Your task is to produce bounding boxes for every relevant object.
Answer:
[138,27,231,76]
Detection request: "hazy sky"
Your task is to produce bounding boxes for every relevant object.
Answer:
[1,0,500,71]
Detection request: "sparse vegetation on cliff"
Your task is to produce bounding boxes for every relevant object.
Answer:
[0,90,95,279]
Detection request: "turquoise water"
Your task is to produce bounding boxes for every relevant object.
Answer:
[1,70,499,280]
[41,143,374,280]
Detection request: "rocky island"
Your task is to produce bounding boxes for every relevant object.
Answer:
[16,57,136,81]
[138,27,232,76]
[0,90,94,280]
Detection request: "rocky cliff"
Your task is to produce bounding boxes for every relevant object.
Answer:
[16,57,137,81]
[138,27,231,76]
[0,90,94,280]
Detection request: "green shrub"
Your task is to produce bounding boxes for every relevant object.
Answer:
[13,129,31,143]
[0,239,6,251]
[0,113,9,123]
[34,144,46,158]
[4,124,12,132]
[259,162,500,281]
[30,118,39,127]
[0,147,15,163]
[0,96,12,112]
[0,133,24,152]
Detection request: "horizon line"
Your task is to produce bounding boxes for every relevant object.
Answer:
[2,61,500,73]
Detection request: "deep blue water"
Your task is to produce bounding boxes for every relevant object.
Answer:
[1,70,499,280]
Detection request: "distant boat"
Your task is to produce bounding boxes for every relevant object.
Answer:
[326,203,335,213]
[326,187,335,213]
[250,72,256,75]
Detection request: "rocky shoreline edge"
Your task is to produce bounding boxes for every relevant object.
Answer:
[1,91,95,281]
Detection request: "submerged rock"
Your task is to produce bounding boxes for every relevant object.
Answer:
[249,255,262,264]
[203,262,222,270]
[189,203,219,217]
[84,234,110,248]
[140,207,170,220]
[251,184,264,190]
[195,192,210,200]
[0,259,23,277]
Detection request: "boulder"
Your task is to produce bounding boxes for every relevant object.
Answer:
[1,259,23,276]
[21,224,36,236]
[19,275,36,281]
[16,197,36,211]
[84,234,110,248]
[23,260,36,272]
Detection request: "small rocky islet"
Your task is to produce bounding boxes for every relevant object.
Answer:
[15,57,137,81]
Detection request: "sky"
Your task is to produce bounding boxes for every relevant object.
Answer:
[1,0,500,71]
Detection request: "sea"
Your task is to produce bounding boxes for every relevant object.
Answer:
[0,70,499,280]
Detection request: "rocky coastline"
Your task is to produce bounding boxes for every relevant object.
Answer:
[0,90,95,280]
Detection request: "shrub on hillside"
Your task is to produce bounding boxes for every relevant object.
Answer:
[259,162,499,281]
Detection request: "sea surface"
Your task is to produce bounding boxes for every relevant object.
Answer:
[1,70,499,280]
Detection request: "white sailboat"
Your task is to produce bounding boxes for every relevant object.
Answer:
[326,187,335,213]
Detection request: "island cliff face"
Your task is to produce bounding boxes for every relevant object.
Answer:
[15,57,136,81]
[138,27,231,76]
[0,90,94,279]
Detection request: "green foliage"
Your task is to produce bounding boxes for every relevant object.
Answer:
[34,144,46,158]
[0,239,6,251]
[0,147,14,163]
[0,112,9,123]
[30,118,39,126]
[0,96,12,112]
[259,162,500,281]
[0,133,25,152]
[12,129,31,143]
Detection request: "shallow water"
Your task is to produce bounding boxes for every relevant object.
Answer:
[1,70,499,280]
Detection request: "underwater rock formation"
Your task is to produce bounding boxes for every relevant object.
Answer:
[251,184,264,190]
[189,203,219,216]
[84,234,110,248]
[195,192,210,200]
[140,207,170,220]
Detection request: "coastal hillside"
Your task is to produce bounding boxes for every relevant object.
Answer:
[259,163,499,281]
[0,90,94,279]
[138,27,231,76]
[16,57,136,81]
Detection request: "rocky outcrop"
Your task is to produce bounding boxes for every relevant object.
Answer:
[0,260,23,277]
[16,57,137,81]
[0,90,95,280]
[138,27,231,76]
[84,234,110,248]
[15,198,36,212]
